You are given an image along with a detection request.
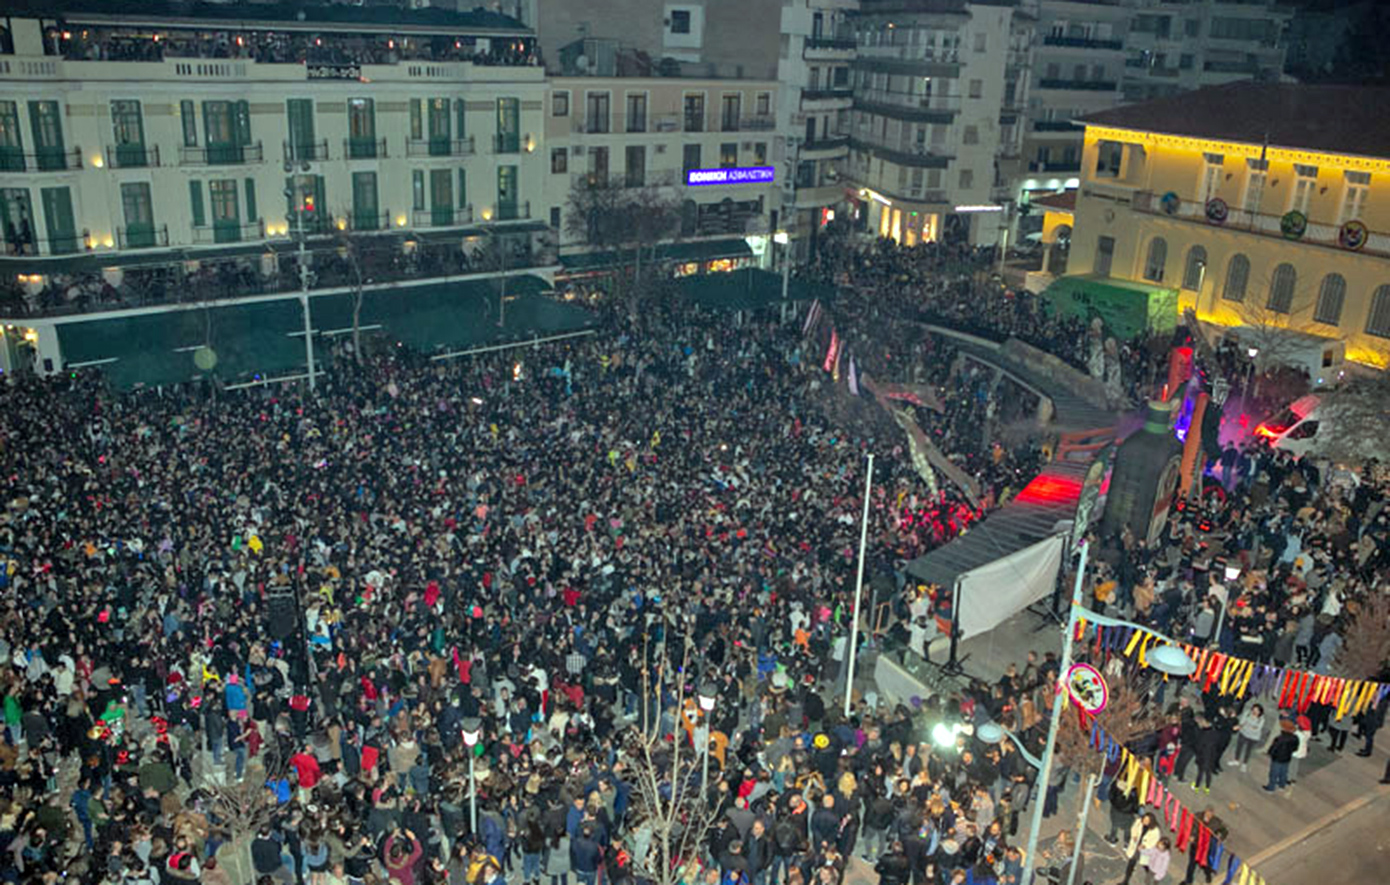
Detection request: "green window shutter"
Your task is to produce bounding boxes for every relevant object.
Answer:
[314,175,325,221]
[412,170,425,211]
[180,99,197,146]
[286,99,314,150]
[455,99,466,139]
[458,169,467,210]
[410,100,423,140]
[234,100,252,147]
[244,178,258,221]
[189,181,205,226]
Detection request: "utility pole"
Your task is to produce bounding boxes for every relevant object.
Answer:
[844,452,874,716]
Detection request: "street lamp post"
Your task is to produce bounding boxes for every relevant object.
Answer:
[697,684,716,793]
[995,541,1197,885]
[461,717,481,834]
[844,453,874,717]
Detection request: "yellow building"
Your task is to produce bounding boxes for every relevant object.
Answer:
[1064,82,1390,368]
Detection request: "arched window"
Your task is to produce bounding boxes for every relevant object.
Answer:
[1143,236,1167,282]
[1313,274,1346,326]
[1266,263,1297,313]
[1222,254,1250,303]
[1367,285,1390,338]
[1182,245,1208,291]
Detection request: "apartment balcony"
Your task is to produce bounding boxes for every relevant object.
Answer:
[1027,160,1082,173]
[1032,120,1083,133]
[722,116,778,133]
[1041,35,1125,51]
[849,138,951,169]
[117,224,170,250]
[0,147,82,173]
[622,170,681,189]
[853,56,962,79]
[179,142,263,166]
[853,94,961,124]
[412,205,475,229]
[801,135,851,159]
[794,183,846,209]
[492,133,523,154]
[804,36,856,61]
[1131,189,1390,259]
[191,220,265,244]
[343,211,392,232]
[802,87,855,108]
[1036,78,1119,92]
[284,140,329,164]
[1203,59,1261,74]
[343,137,389,160]
[492,201,531,222]
[576,119,613,135]
[105,144,161,169]
[405,136,476,158]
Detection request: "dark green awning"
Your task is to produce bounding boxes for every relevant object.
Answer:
[559,238,754,274]
[1041,274,1179,339]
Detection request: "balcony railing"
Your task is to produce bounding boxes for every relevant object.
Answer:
[1203,60,1260,74]
[191,220,265,244]
[179,142,263,166]
[1042,35,1124,50]
[106,144,161,169]
[405,136,476,158]
[803,134,851,152]
[1027,160,1081,173]
[493,133,522,154]
[284,140,330,163]
[344,211,392,232]
[805,36,857,51]
[494,201,530,222]
[623,170,680,188]
[1131,189,1390,259]
[0,230,557,319]
[849,138,951,169]
[579,119,612,134]
[1037,78,1118,91]
[802,87,855,101]
[1033,120,1082,132]
[721,115,777,132]
[853,94,962,122]
[343,137,388,160]
[118,224,169,249]
[0,147,82,173]
[412,205,475,228]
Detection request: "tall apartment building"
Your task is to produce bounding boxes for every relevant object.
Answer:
[0,1,551,379]
[778,0,859,261]
[1020,0,1291,200]
[545,76,780,270]
[845,0,1033,246]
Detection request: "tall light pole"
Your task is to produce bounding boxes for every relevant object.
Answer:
[697,684,716,793]
[844,452,874,717]
[286,164,316,392]
[983,543,1195,885]
[461,717,481,834]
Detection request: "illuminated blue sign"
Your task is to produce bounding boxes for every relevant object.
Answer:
[685,166,776,186]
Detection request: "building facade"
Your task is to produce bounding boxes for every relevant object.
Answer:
[1020,0,1291,208]
[777,0,858,260]
[1065,83,1390,370]
[545,75,780,267]
[846,0,1033,247]
[0,2,553,376]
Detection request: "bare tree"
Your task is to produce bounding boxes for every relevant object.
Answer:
[204,779,277,885]
[1228,270,1319,381]
[1053,674,1165,816]
[1313,368,1390,464]
[1334,592,1390,680]
[565,176,682,319]
[620,641,722,885]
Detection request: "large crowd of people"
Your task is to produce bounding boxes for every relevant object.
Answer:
[0,230,1385,885]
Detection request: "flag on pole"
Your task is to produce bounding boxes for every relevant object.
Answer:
[847,355,860,396]
[823,329,840,373]
[832,345,843,382]
[802,299,823,336]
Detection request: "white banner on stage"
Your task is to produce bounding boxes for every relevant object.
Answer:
[955,534,1066,640]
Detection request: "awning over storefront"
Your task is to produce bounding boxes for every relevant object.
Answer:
[559,238,754,274]
[1041,274,1179,340]
[679,268,837,311]
[56,275,590,389]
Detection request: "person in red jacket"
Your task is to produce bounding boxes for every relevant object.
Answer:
[290,744,322,802]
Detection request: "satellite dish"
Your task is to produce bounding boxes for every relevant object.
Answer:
[575,54,589,72]
[193,346,218,371]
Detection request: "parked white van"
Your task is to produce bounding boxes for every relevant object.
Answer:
[1254,394,1326,456]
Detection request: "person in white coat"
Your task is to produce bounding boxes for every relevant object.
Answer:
[1288,715,1312,784]
[1122,813,1162,885]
